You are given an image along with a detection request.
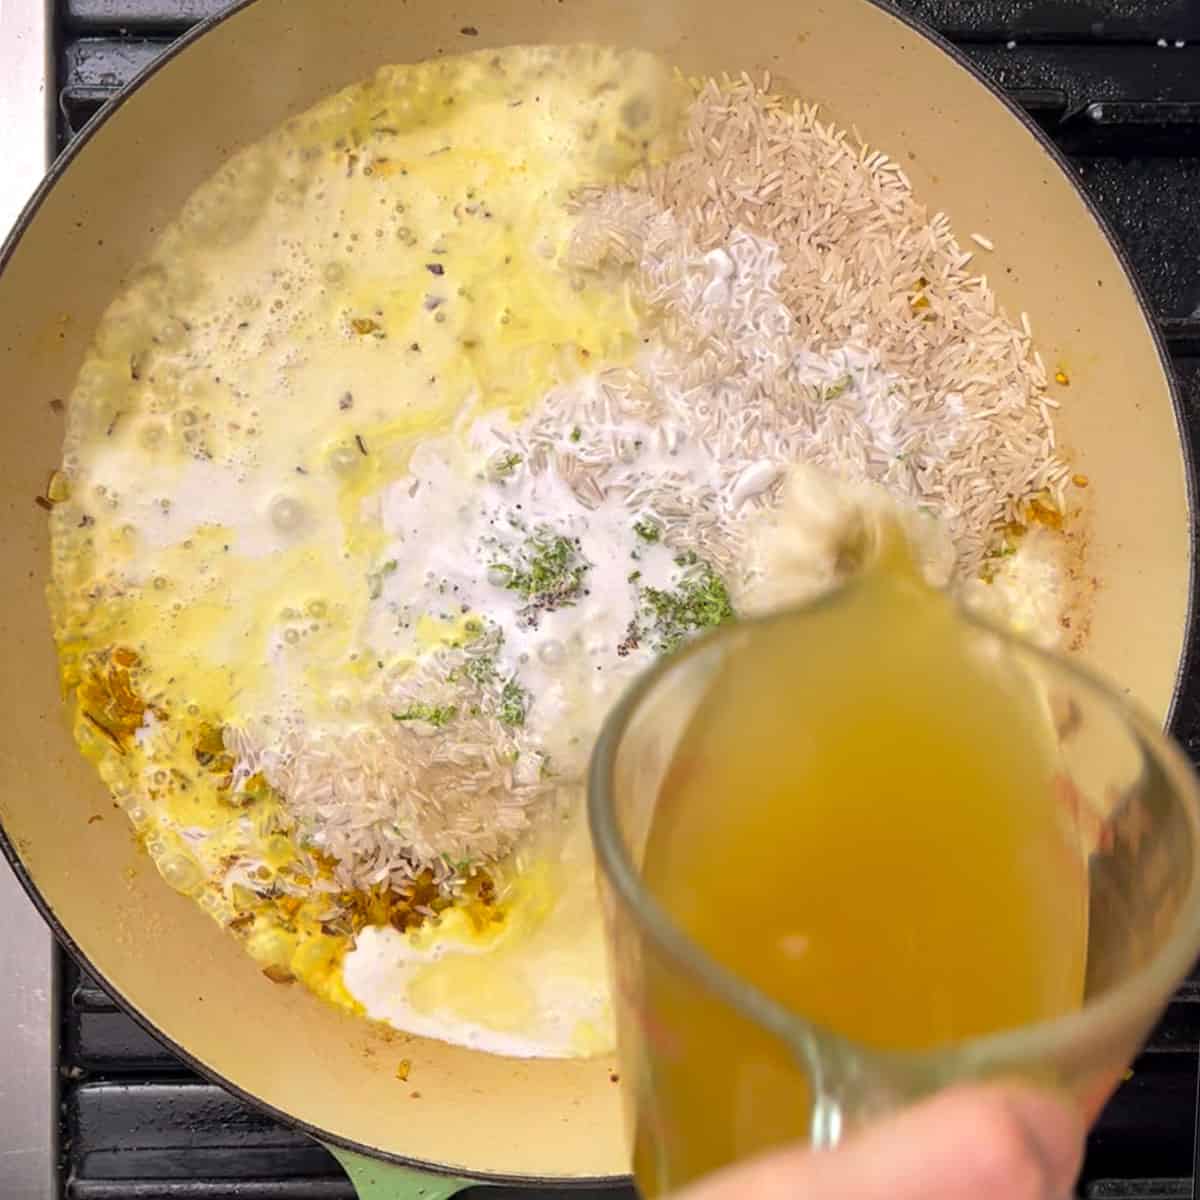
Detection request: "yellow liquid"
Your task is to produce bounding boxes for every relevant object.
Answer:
[632,545,1087,1194]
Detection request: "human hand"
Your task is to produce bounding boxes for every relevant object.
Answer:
[672,1083,1085,1200]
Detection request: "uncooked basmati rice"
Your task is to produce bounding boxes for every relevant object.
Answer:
[569,74,1069,582]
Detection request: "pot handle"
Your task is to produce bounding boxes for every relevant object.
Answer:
[326,1144,476,1199]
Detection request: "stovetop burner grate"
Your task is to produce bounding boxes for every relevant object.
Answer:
[49,2,1200,1196]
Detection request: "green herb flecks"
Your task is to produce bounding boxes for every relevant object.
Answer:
[632,518,661,544]
[492,451,522,480]
[488,524,590,628]
[820,375,853,403]
[393,702,458,728]
[639,559,735,656]
[498,677,529,727]
[451,620,504,688]
[569,427,582,443]
[461,654,497,688]
[367,558,398,601]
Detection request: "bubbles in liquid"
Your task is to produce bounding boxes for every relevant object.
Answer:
[74,360,124,407]
[538,639,566,666]
[269,495,306,533]
[253,928,293,968]
[154,318,187,352]
[329,444,361,475]
[159,853,204,895]
[284,628,301,645]
[306,599,327,619]
[139,422,166,451]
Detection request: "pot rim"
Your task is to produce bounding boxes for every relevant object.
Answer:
[0,0,1192,1181]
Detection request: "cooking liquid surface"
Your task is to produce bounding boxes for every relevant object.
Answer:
[633,538,1087,1188]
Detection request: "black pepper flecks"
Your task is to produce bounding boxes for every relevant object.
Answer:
[426,263,445,276]
[617,619,641,658]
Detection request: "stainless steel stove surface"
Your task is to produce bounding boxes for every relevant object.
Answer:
[3,1,1200,1197]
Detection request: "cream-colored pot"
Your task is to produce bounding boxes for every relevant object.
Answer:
[0,1,1190,1197]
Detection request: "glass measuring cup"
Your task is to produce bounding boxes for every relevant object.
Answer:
[588,604,1200,1197]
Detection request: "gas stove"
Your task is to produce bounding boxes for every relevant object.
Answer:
[2,2,1200,1196]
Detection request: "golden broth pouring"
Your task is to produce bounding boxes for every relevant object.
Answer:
[632,537,1088,1192]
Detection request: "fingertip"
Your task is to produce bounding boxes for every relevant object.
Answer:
[890,1082,1085,1199]
[994,1084,1087,1197]
[663,1083,1086,1200]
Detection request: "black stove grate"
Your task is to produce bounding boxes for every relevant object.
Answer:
[53,2,1200,1196]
